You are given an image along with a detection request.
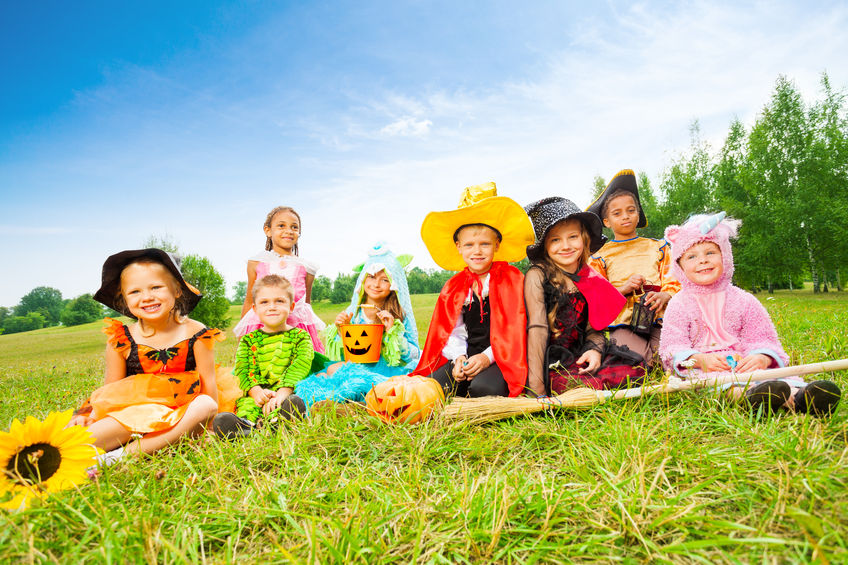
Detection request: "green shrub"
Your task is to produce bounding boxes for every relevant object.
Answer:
[181,254,231,330]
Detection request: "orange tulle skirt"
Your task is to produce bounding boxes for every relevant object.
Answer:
[89,367,242,434]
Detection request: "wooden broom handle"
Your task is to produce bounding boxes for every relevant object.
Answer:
[607,358,848,401]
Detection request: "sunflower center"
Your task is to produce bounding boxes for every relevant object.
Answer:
[5,443,62,485]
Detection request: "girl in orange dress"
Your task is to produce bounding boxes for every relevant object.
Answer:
[69,249,224,465]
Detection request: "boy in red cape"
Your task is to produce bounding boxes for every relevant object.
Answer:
[411,183,535,397]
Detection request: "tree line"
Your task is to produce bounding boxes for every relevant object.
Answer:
[230,267,459,307]
[593,73,847,293]
[0,287,109,334]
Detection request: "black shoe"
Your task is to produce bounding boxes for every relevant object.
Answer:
[795,380,841,417]
[744,380,790,415]
[279,395,307,420]
[213,412,254,439]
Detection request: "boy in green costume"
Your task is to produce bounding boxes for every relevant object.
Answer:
[214,274,314,437]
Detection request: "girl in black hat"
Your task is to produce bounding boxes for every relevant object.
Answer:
[69,249,227,466]
[524,198,645,396]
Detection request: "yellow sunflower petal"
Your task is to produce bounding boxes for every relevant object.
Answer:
[0,411,98,509]
[0,490,30,511]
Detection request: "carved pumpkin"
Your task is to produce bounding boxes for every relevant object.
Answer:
[340,323,384,363]
[365,375,445,424]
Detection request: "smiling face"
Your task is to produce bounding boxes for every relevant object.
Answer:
[264,210,301,254]
[120,262,180,322]
[362,270,392,303]
[455,225,501,274]
[603,193,639,239]
[253,284,294,331]
[544,219,587,273]
[678,241,724,286]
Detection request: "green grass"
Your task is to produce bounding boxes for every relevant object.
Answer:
[1,291,847,563]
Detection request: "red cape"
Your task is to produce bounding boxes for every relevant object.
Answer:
[412,262,527,397]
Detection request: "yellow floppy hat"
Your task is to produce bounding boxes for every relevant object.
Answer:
[420,182,536,271]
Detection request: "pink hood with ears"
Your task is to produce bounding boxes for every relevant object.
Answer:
[664,212,740,294]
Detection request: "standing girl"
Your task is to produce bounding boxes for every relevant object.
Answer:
[69,249,224,463]
[524,198,643,396]
[233,206,326,353]
[293,243,420,410]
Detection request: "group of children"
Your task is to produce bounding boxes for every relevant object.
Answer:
[68,170,842,465]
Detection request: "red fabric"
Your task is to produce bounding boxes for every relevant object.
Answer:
[573,265,626,331]
[412,262,528,397]
[550,364,645,392]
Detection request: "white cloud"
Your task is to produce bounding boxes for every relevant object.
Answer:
[379,117,433,137]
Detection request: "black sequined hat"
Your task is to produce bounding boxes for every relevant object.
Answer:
[524,197,606,262]
[93,248,202,318]
[585,169,647,228]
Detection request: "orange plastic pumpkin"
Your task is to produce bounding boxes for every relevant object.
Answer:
[365,375,445,424]
[340,323,384,363]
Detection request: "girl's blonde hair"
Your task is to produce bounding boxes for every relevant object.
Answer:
[113,259,191,326]
[264,206,302,255]
[372,291,405,322]
[539,219,592,338]
[359,271,405,322]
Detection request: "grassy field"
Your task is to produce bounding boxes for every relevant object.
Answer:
[1,291,847,563]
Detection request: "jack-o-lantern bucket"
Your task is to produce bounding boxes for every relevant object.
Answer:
[340,323,384,363]
[365,375,445,424]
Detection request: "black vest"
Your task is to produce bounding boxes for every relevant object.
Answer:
[462,293,491,356]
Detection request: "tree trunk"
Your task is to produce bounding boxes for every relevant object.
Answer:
[767,274,774,294]
[805,228,819,293]
[837,268,843,292]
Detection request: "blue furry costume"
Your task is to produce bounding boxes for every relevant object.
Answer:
[295,243,420,409]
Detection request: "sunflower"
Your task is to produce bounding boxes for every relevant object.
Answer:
[1,410,101,510]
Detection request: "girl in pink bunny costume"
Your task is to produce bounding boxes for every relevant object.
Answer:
[659,212,840,416]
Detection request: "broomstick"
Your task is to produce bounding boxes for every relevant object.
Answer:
[440,358,848,424]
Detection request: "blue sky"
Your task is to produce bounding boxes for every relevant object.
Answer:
[1,1,846,307]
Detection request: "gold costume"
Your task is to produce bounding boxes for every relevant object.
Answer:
[589,237,680,328]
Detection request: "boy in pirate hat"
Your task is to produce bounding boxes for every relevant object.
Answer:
[586,169,680,367]
[411,183,535,398]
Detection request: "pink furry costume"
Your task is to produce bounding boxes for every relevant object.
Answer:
[658,213,793,378]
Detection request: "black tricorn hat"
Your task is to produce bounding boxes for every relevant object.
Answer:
[586,169,647,228]
[524,197,607,263]
[93,248,202,318]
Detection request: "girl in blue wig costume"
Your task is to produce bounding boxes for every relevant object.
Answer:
[293,243,420,410]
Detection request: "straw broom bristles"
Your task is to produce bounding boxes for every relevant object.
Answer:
[439,358,848,424]
[440,387,605,424]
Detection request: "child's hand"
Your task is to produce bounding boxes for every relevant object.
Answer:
[735,354,772,373]
[690,353,731,372]
[618,274,646,295]
[67,414,94,428]
[460,353,491,378]
[376,310,395,331]
[249,386,275,407]
[263,388,292,415]
[576,349,602,374]
[644,291,671,312]
[335,311,353,327]
[452,356,469,381]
